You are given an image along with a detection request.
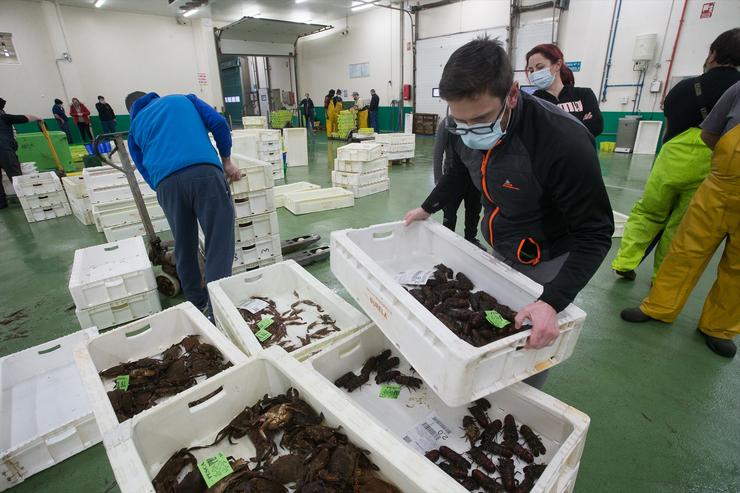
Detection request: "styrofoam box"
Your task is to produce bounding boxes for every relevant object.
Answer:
[284,187,355,215]
[233,234,281,266]
[0,330,102,492]
[89,183,156,205]
[613,211,628,238]
[332,168,388,187]
[22,202,72,223]
[335,156,388,174]
[76,288,162,330]
[336,142,382,162]
[62,175,88,199]
[307,324,590,493]
[283,127,308,167]
[101,347,460,493]
[232,188,275,219]
[330,220,586,407]
[229,155,273,194]
[234,211,279,242]
[336,179,390,198]
[374,133,415,145]
[12,172,63,197]
[18,190,68,210]
[94,201,165,229]
[73,302,248,436]
[103,217,170,242]
[208,259,370,359]
[69,237,156,309]
[274,181,320,208]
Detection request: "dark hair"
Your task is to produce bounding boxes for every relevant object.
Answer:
[439,36,513,101]
[370,89,375,93]
[54,98,63,105]
[97,95,104,100]
[710,28,740,66]
[525,43,575,85]
[125,91,147,112]
[328,89,335,97]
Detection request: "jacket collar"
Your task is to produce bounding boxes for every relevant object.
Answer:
[130,92,160,121]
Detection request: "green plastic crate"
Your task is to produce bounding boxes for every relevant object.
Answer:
[16,131,74,172]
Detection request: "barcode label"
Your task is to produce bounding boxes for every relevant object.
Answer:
[432,416,452,434]
[395,269,434,285]
[239,298,269,314]
[400,412,452,453]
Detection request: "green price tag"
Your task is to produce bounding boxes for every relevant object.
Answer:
[255,328,272,342]
[485,310,511,329]
[257,317,274,330]
[115,375,129,391]
[379,384,401,399]
[198,452,233,488]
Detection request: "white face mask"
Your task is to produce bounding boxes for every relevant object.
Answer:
[530,67,555,90]
[455,104,508,151]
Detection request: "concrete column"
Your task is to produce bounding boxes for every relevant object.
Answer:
[191,18,224,110]
[41,0,84,104]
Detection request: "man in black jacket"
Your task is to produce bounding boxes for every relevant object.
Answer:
[299,93,315,133]
[404,38,613,376]
[95,95,117,134]
[0,97,42,209]
[369,89,380,133]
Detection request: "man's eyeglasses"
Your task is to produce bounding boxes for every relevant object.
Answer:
[446,105,505,136]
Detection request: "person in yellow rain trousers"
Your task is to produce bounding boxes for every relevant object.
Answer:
[324,89,336,137]
[621,81,740,358]
[611,29,740,281]
[330,90,343,135]
[352,91,369,129]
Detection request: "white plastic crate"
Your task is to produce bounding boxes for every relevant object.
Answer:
[88,183,156,205]
[73,302,248,436]
[229,156,273,194]
[272,167,284,181]
[62,175,88,199]
[336,179,390,198]
[374,133,415,145]
[336,142,382,162]
[18,190,68,210]
[258,149,281,162]
[334,156,388,174]
[70,197,95,226]
[83,167,146,190]
[381,142,415,153]
[233,234,281,266]
[12,172,63,197]
[258,140,281,152]
[0,330,102,491]
[283,127,308,167]
[274,181,320,208]
[69,237,156,309]
[21,202,72,223]
[234,211,279,242]
[94,201,165,229]
[330,220,586,407]
[1,177,13,198]
[241,115,267,128]
[230,255,283,274]
[76,288,162,330]
[102,217,171,242]
[386,151,415,161]
[307,324,590,493]
[613,211,628,238]
[284,187,354,215]
[234,128,281,142]
[331,168,388,187]
[232,188,275,219]
[100,348,459,493]
[231,134,258,157]
[208,259,370,359]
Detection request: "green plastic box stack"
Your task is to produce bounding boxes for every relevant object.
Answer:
[16,131,74,172]
[337,110,356,139]
[358,127,374,134]
[270,110,293,129]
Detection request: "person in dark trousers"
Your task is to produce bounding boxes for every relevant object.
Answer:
[52,98,72,143]
[526,43,603,137]
[0,98,41,209]
[95,95,117,134]
[299,93,315,133]
[432,117,482,247]
[369,88,380,133]
[70,97,93,142]
[126,91,242,314]
[404,38,614,388]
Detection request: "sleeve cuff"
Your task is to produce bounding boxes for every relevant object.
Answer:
[538,287,570,313]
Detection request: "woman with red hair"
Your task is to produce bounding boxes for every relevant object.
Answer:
[526,44,603,137]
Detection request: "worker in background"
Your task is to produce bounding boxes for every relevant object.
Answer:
[329,90,343,136]
[621,81,740,359]
[324,89,336,137]
[526,43,603,137]
[125,91,241,316]
[299,93,315,133]
[352,91,369,129]
[611,28,740,281]
[404,38,614,388]
[52,98,72,143]
[369,88,380,133]
[70,97,93,143]
[95,95,117,134]
[0,97,42,209]
[432,117,482,248]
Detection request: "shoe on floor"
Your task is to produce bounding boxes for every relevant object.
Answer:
[467,238,486,250]
[699,329,736,358]
[620,307,654,323]
[615,269,636,280]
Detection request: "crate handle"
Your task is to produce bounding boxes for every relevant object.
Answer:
[33,183,42,187]
[372,230,394,240]
[243,273,263,283]
[234,197,249,204]
[103,245,119,252]
[241,244,256,251]
[125,324,150,337]
[337,340,363,359]
[238,221,253,228]
[38,195,48,199]
[111,303,130,311]
[187,385,225,411]
[105,278,124,288]
[37,343,62,355]
[43,208,53,212]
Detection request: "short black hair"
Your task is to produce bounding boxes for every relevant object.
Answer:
[439,36,513,101]
[97,95,104,100]
[710,28,740,66]
[54,98,63,105]
[125,91,146,112]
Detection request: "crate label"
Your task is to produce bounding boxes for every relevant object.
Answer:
[198,452,233,488]
[239,298,269,314]
[485,309,511,329]
[115,375,129,391]
[255,327,272,342]
[401,412,453,453]
[395,269,434,285]
[257,317,274,330]
[379,384,401,399]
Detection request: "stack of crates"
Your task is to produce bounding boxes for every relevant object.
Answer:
[62,175,94,225]
[375,133,415,161]
[12,172,72,223]
[332,143,389,198]
[241,115,268,129]
[232,129,284,181]
[336,110,356,139]
[69,236,161,330]
[269,110,293,129]
[2,162,36,200]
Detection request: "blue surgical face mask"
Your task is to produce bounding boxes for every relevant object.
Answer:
[530,67,555,90]
[456,106,507,150]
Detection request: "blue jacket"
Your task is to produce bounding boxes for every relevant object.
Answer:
[128,93,231,189]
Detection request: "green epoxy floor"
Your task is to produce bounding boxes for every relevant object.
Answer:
[1,134,737,493]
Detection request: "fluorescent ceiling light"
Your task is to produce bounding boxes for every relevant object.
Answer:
[295,0,309,3]
[351,1,375,11]
[183,8,199,17]
[94,0,105,7]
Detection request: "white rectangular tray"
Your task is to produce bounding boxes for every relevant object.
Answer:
[233,234,281,266]
[374,133,416,145]
[336,142,382,162]
[232,188,276,219]
[284,187,354,215]
[74,302,247,436]
[93,200,165,229]
[381,142,415,153]
[273,181,320,208]
[334,156,389,174]
[307,324,590,493]
[76,289,162,330]
[332,168,388,187]
[0,330,102,492]
[241,115,267,127]
[22,202,72,223]
[233,128,281,142]
[12,172,63,197]
[613,211,628,238]
[330,220,586,407]
[103,217,170,243]
[283,127,308,167]
[336,179,390,198]
[88,183,156,205]
[101,348,460,493]
[386,151,415,161]
[229,155,273,193]
[208,259,370,360]
[62,175,87,199]
[19,190,69,210]
[69,237,156,310]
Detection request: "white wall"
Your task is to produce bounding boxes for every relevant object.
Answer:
[417,0,510,39]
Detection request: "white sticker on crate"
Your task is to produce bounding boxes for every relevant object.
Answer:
[401,412,454,454]
[238,298,269,314]
[395,269,435,286]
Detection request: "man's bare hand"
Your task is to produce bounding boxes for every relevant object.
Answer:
[27,115,43,122]
[403,207,431,226]
[515,300,560,349]
[223,157,241,183]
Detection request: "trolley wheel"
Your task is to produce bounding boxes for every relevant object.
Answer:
[156,272,181,297]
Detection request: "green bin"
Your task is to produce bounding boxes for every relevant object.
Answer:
[16,131,74,172]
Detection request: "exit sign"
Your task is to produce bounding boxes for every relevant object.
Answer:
[565,61,581,72]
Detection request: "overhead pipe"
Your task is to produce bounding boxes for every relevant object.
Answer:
[598,0,623,102]
[661,0,688,103]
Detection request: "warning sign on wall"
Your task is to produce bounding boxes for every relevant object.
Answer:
[197,72,208,85]
[700,2,714,18]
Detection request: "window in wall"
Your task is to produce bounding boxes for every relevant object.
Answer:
[0,33,19,65]
[349,62,369,79]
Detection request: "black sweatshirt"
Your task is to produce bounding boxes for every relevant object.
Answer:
[369,94,380,111]
[421,92,613,312]
[533,85,603,137]
[95,102,116,122]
